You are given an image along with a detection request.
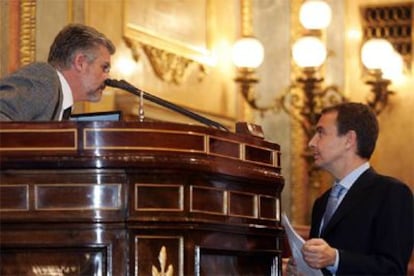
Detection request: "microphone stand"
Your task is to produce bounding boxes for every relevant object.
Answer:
[105,79,229,131]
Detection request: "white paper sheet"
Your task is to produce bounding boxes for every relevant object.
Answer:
[281,212,323,276]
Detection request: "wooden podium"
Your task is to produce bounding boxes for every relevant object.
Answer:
[0,121,284,275]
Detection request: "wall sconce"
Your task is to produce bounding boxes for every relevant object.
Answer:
[280,0,347,225]
[281,0,345,138]
[361,38,402,115]
[232,36,265,109]
[283,35,345,138]
[280,1,346,197]
[231,0,333,113]
[299,0,332,30]
[231,0,265,111]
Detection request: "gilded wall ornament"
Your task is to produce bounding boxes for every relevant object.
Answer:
[152,246,174,276]
[124,37,205,85]
[19,0,36,66]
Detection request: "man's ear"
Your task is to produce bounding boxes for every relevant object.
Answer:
[346,130,357,149]
[72,52,87,72]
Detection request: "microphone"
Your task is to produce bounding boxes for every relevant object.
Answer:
[104,79,229,131]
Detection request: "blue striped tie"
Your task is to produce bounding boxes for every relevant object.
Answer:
[322,183,345,231]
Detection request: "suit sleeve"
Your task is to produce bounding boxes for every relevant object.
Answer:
[0,77,38,121]
[0,64,61,121]
[338,181,413,275]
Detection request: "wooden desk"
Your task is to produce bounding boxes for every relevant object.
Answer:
[0,121,284,275]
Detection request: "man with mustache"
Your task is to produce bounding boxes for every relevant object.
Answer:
[301,102,413,275]
[0,23,115,121]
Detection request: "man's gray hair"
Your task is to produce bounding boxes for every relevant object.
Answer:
[48,24,115,69]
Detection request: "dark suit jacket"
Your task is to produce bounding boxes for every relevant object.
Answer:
[310,168,414,275]
[0,62,63,121]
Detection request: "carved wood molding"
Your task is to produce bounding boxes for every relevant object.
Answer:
[142,44,194,85]
[152,246,173,276]
[19,0,36,66]
[124,37,206,85]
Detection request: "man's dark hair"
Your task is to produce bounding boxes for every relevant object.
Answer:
[321,102,379,159]
[48,24,115,69]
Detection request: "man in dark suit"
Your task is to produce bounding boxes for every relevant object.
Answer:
[0,23,115,121]
[301,102,413,275]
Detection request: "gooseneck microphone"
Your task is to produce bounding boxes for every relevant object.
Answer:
[104,79,229,131]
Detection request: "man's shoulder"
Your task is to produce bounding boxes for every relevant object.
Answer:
[11,62,59,86]
[364,168,412,196]
[16,62,56,75]
[367,168,407,184]
[1,62,61,98]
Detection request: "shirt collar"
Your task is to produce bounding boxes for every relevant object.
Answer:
[56,70,74,111]
[337,162,370,190]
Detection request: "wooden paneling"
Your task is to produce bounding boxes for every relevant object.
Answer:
[0,121,284,275]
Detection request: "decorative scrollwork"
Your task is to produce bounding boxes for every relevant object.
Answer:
[32,265,77,275]
[152,246,173,276]
[365,69,394,115]
[280,68,346,140]
[124,37,206,85]
[142,44,193,85]
[19,0,36,66]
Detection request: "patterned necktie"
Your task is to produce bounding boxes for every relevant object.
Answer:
[62,107,72,120]
[322,183,345,231]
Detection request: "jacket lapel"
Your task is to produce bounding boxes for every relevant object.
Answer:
[321,168,376,236]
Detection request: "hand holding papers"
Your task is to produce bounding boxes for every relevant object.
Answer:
[281,213,323,276]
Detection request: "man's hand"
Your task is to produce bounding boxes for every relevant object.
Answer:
[285,257,304,276]
[301,238,337,269]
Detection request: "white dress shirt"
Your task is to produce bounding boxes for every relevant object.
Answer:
[56,70,73,120]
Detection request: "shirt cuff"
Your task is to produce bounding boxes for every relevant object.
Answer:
[326,249,339,274]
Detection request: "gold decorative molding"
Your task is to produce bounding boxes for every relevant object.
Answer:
[152,246,173,276]
[290,116,309,225]
[123,0,213,85]
[290,0,307,226]
[142,44,198,85]
[240,0,253,36]
[32,265,78,275]
[360,3,413,71]
[19,0,36,66]
[237,0,255,121]
[124,37,206,85]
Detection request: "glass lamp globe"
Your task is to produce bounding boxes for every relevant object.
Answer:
[232,37,264,68]
[382,50,404,80]
[299,0,332,29]
[292,36,327,68]
[361,38,394,70]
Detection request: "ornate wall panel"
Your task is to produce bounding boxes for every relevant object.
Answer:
[0,121,285,275]
[19,0,36,66]
[123,0,213,84]
[361,3,413,70]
